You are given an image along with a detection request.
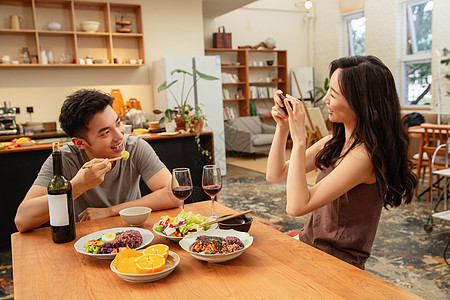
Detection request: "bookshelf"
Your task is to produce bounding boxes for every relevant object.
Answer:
[205,48,287,121]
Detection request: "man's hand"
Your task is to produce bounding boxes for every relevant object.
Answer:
[71,158,111,198]
[78,207,112,221]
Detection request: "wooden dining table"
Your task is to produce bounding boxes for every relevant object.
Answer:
[11,202,422,299]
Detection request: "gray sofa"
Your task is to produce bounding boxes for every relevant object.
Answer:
[224,116,276,154]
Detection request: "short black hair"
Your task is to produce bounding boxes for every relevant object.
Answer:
[59,89,114,138]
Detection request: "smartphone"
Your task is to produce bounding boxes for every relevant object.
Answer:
[278,94,293,114]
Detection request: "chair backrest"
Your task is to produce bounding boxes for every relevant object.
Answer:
[420,123,450,167]
[228,116,262,134]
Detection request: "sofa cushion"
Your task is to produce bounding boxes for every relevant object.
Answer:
[229,116,262,134]
[253,134,274,146]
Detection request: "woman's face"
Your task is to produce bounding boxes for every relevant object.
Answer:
[322,68,356,127]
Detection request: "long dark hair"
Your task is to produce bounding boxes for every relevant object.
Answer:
[315,56,417,208]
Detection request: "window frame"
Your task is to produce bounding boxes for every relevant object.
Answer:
[343,12,365,56]
[401,0,433,108]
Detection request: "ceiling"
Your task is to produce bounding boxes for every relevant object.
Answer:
[202,0,258,18]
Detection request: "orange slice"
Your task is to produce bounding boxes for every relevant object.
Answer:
[142,244,169,258]
[114,247,141,268]
[116,257,140,274]
[135,254,166,274]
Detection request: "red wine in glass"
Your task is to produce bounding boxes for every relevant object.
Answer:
[172,186,193,200]
[203,185,221,198]
[202,165,222,219]
[171,168,193,211]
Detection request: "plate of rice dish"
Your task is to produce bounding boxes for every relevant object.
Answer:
[179,229,253,263]
[74,227,154,259]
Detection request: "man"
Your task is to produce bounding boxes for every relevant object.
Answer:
[15,89,179,232]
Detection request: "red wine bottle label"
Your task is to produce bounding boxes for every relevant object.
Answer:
[48,194,70,226]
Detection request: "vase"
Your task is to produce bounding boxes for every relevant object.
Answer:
[174,116,185,131]
[165,120,176,132]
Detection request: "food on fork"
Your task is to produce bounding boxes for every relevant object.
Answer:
[82,150,130,169]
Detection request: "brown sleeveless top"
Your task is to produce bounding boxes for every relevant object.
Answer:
[298,166,383,269]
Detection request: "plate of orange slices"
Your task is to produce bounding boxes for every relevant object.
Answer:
[110,244,180,283]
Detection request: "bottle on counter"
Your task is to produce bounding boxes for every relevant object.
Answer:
[47,142,76,243]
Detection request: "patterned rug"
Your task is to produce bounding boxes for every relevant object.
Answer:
[0,251,12,300]
[220,164,450,300]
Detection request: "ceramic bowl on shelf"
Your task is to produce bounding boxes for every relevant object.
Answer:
[80,21,100,33]
[119,207,151,226]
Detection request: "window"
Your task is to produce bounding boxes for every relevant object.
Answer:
[403,0,433,106]
[344,12,365,56]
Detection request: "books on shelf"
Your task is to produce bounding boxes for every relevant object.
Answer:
[221,72,240,83]
[223,106,237,120]
[249,86,276,99]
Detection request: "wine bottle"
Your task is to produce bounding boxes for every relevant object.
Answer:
[47,142,76,243]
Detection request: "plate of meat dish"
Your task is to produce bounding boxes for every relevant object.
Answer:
[74,227,154,259]
[179,229,253,263]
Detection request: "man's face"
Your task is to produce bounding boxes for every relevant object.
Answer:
[78,105,125,159]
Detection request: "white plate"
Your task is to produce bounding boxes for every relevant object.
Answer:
[110,250,180,283]
[152,221,217,242]
[179,229,253,263]
[74,227,154,259]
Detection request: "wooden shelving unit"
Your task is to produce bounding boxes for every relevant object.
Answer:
[205,48,287,119]
[0,0,144,67]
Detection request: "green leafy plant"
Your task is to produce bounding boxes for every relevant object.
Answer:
[157,68,219,117]
[441,47,450,98]
[157,108,175,124]
[307,77,329,106]
[184,105,211,159]
[307,77,329,120]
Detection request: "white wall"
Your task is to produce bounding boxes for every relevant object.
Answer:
[311,0,450,115]
[0,0,205,125]
[205,0,309,78]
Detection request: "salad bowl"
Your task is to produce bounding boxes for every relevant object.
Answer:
[152,210,217,242]
[110,250,180,283]
[152,221,217,242]
[179,229,253,263]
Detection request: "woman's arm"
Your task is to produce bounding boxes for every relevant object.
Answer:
[286,145,375,216]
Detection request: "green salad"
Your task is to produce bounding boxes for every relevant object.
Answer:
[154,210,212,237]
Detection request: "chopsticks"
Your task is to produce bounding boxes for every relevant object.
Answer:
[200,209,253,228]
[82,156,123,169]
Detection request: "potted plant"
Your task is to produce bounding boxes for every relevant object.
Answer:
[157,68,219,130]
[156,108,176,132]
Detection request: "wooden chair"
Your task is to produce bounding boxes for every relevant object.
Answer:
[408,126,428,193]
[421,123,450,202]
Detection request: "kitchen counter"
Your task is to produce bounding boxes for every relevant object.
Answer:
[0,131,214,251]
[0,130,67,142]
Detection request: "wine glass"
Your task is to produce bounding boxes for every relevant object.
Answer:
[171,168,193,212]
[202,165,222,219]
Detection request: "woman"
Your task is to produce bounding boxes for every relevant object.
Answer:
[266,56,417,269]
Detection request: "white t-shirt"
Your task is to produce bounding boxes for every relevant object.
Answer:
[34,134,165,220]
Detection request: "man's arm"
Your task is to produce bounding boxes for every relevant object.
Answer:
[15,159,112,232]
[15,185,50,233]
[78,168,180,221]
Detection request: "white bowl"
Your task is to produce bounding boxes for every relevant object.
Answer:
[119,207,151,226]
[179,229,253,263]
[80,21,100,33]
[110,250,180,283]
